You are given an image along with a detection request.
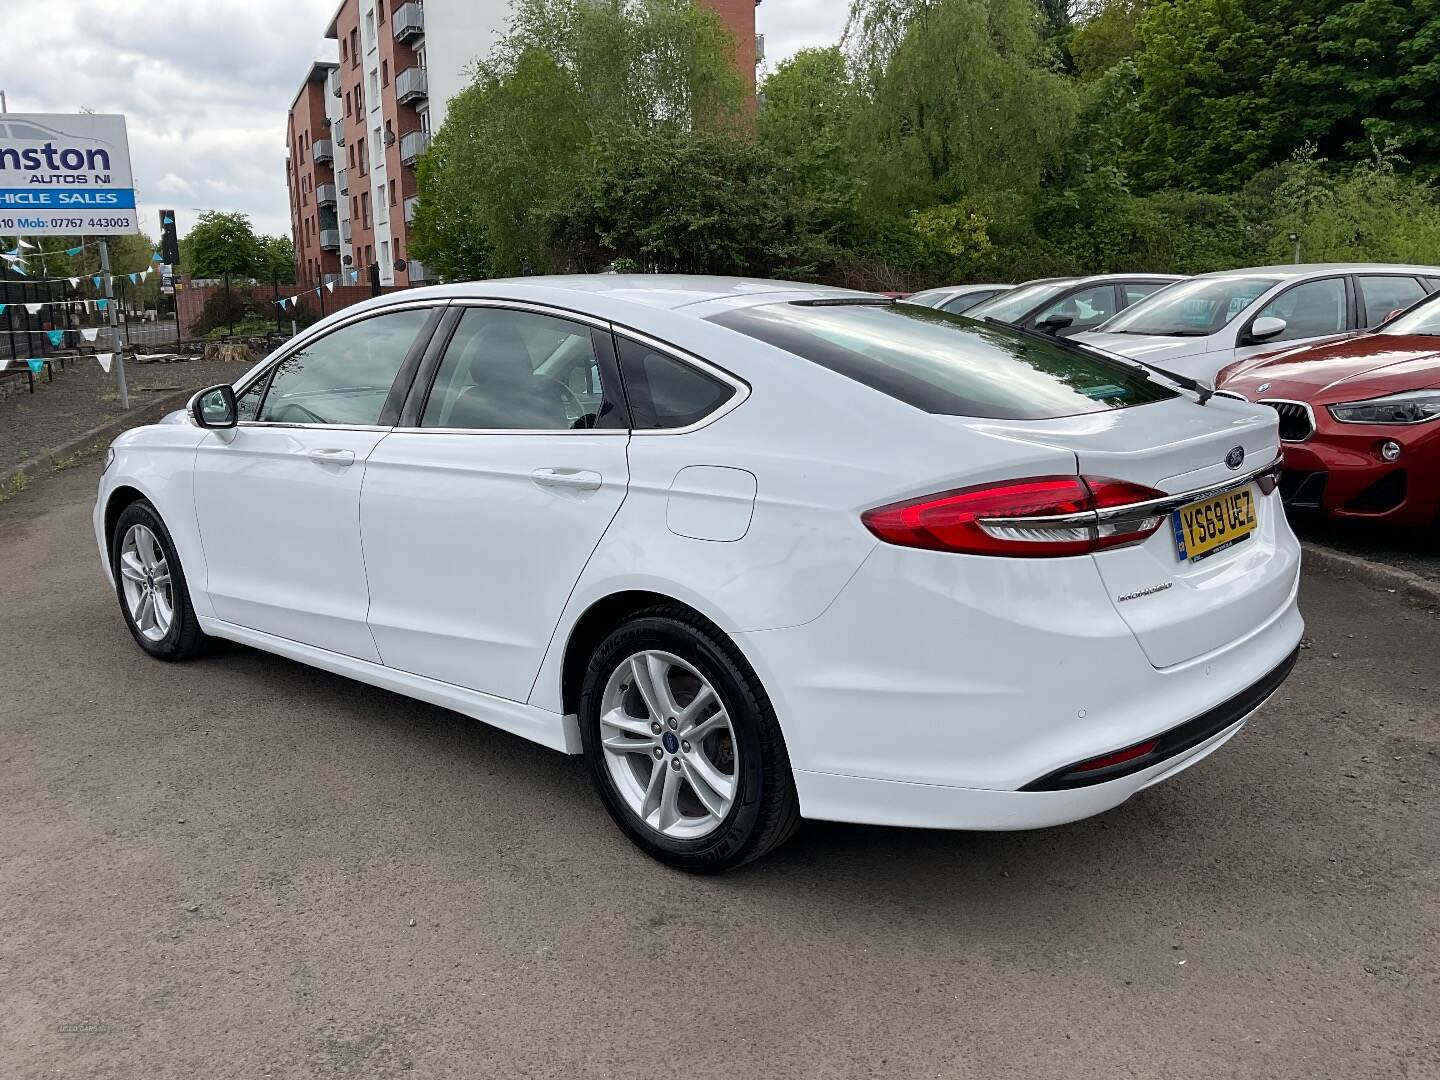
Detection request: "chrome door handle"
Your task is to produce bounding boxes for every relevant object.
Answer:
[308,448,356,467]
[531,468,602,492]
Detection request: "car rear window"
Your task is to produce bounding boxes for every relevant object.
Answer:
[707,302,1179,420]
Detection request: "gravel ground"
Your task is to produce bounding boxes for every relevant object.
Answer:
[0,356,257,475]
[1,466,1437,1080]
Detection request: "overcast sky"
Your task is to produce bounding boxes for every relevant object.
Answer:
[2,0,850,241]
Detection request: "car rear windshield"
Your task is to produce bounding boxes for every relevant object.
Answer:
[707,302,1179,419]
[1102,276,1276,336]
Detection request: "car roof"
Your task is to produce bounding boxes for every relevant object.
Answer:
[1011,273,1183,288]
[393,275,868,313]
[1196,263,1440,281]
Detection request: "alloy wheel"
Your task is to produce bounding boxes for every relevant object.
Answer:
[599,650,738,840]
[118,523,173,643]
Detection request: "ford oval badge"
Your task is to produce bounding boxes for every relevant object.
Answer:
[1225,446,1245,470]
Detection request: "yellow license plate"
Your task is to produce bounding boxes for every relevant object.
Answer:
[1171,486,1258,563]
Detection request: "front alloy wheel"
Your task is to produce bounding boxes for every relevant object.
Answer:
[118,524,174,642]
[111,499,207,660]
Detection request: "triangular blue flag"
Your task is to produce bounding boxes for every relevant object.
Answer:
[27,359,44,374]
[92,275,102,288]
[129,273,139,284]
[163,215,174,225]
[0,304,5,315]
[66,245,83,256]
[96,298,109,310]
[47,329,65,347]
[151,253,164,263]
[12,264,26,276]
[314,287,322,296]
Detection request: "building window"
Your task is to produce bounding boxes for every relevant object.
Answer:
[350,29,359,66]
[378,0,385,23]
[345,90,351,117]
[351,195,359,220]
[357,137,367,175]
[381,60,389,87]
[373,126,382,166]
[340,37,347,62]
[388,179,396,206]
[380,240,390,271]
[369,70,378,105]
[366,11,375,46]
[361,191,371,228]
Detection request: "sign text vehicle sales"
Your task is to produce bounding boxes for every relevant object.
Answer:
[0,114,140,236]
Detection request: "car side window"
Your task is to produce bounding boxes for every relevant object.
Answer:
[257,308,429,425]
[421,307,607,430]
[236,378,266,421]
[1357,275,1425,326]
[1036,284,1117,329]
[1123,282,1167,305]
[1253,278,1346,342]
[616,337,735,430]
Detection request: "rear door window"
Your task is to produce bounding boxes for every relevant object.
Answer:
[708,302,1177,420]
[1032,284,1118,331]
[1356,275,1426,327]
[616,338,736,429]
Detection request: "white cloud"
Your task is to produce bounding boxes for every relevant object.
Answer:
[2,0,338,241]
[758,0,852,69]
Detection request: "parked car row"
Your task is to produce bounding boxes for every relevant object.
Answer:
[912,263,1440,528]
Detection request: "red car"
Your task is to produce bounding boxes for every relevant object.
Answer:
[1216,292,1440,527]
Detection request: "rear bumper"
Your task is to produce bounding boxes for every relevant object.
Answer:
[738,540,1302,831]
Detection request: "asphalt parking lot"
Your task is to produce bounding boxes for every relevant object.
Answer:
[2,466,1437,1080]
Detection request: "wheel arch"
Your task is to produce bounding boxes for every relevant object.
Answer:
[103,484,151,554]
[557,590,748,719]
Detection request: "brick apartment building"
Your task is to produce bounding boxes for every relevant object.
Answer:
[285,0,760,291]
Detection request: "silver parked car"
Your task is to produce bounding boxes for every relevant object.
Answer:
[904,283,1014,315]
[965,274,1185,337]
[1080,264,1440,382]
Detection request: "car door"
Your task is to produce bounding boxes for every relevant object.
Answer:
[1355,274,1427,327]
[192,304,440,660]
[360,303,630,701]
[1230,275,1350,368]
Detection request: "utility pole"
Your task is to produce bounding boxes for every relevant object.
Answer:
[99,239,129,409]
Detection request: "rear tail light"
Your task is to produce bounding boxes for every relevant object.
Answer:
[861,475,1168,557]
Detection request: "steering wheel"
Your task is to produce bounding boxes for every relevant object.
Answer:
[269,401,327,425]
[533,374,587,426]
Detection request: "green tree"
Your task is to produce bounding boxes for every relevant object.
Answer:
[257,234,297,283]
[183,211,264,279]
[1069,0,1146,80]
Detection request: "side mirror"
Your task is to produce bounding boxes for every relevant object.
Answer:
[192,384,238,429]
[1248,316,1287,343]
[1036,313,1075,334]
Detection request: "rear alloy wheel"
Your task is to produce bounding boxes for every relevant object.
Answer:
[111,500,207,661]
[580,609,800,872]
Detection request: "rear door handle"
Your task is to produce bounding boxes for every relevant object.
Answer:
[531,468,602,492]
[308,448,356,467]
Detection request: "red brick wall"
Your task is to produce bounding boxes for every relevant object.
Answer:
[701,0,757,98]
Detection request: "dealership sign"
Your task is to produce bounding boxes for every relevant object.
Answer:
[0,113,139,236]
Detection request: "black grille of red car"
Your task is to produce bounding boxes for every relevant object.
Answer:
[1259,400,1315,442]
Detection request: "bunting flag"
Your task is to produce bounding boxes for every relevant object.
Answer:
[162,214,174,225]
[0,251,21,263]
[47,329,65,347]
[151,253,164,263]
[67,246,83,256]
[96,299,109,311]
[0,358,8,371]
[17,239,36,250]
[27,359,44,374]
[24,303,42,315]
[92,275,102,288]
[11,263,26,276]
[81,328,100,342]
[128,273,139,285]
[96,352,114,373]
[0,304,5,316]
[326,281,336,292]
[68,276,80,288]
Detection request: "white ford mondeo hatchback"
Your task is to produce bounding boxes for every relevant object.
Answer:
[95,276,1303,871]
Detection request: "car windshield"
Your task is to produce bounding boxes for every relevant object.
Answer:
[965,281,1073,322]
[1102,276,1277,336]
[903,288,953,309]
[1379,292,1440,336]
[708,301,1178,420]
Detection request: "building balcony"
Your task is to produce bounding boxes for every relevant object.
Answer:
[327,68,342,98]
[399,128,430,166]
[316,182,337,206]
[337,167,348,195]
[312,138,334,164]
[333,116,345,145]
[407,257,432,283]
[393,1,424,42]
[319,228,341,252]
[403,195,419,224]
[395,65,428,105]
[323,271,342,286]
[340,219,352,243]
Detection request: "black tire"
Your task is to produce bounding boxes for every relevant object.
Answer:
[579,606,801,872]
[110,499,208,661]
